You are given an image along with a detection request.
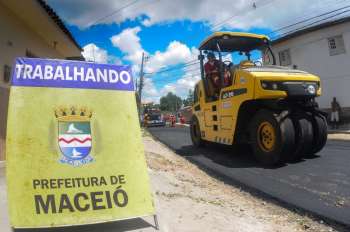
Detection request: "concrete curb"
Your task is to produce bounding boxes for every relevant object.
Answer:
[175,123,190,127]
[328,131,350,134]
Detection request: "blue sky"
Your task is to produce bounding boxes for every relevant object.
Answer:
[68,20,211,62]
[47,0,350,102]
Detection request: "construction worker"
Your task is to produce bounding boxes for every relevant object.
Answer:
[180,115,186,124]
[143,113,149,127]
[170,114,176,127]
[331,97,341,129]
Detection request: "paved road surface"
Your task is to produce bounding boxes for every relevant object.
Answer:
[148,127,350,227]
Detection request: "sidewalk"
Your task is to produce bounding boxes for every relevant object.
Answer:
[175,122,189,127]
[0,166,10,231]
[328,125,350,141]
[328,127,350,134]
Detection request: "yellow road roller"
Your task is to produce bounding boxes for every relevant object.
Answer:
[190,32,327,165]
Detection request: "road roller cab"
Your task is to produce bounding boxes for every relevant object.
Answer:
[190,32,327,166]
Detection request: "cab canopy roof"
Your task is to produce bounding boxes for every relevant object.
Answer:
[199,32,270,52]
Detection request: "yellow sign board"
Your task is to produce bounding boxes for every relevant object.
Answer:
[6,58,154,228]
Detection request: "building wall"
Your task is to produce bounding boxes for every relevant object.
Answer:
[271,22,350,110]
[0,2,66,161]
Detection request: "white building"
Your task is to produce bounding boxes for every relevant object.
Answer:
[0,0,82,161]
[271,17,350,115]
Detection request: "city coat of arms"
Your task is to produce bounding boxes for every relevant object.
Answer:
[55,107,93,166]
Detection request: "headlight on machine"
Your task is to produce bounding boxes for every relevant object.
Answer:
[260,81,319,95]
[306,85,316,94]
[260,81,284,90]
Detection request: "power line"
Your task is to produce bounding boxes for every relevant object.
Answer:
[273,8,350,39]
[211,0,276,31]
[150,5,350,84]
[148,75,201,85]
[151,66,200,78]
[171,0,278,52]
[269,0,348,32]
[146,2,350,85]
[147,71,202,84]
[144,0,277,80]
[124,0,160,13]
[147,1,350,97]
[146,51,233,77]
[144,60,199,75]
[149,72,201,82]
[89,0,141,26]
[180,66,202,73]
[268,4,350,37]
[113,0,161,24]
[146,66,201,79]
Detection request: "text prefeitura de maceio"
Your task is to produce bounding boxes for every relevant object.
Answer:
[15,64,131,84]
[33,176,126,189]
[33,176,129,214]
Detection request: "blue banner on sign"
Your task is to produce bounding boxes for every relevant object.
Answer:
[11,58,134,91]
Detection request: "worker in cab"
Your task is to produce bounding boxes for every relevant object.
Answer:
[204,52,220,97]
[204,52,232,98]
[223,66,232,87]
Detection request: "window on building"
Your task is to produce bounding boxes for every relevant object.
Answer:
[3,65,11,83]
[278,49,291,66]
[328,35,346,56]
[25,50,38,58]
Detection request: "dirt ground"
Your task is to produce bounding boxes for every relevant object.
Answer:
[143,131,340,232]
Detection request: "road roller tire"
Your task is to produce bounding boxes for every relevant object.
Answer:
[288,114,313,161]
[306,113,328,155]
[190,116,205,147]
[250,110,295,166]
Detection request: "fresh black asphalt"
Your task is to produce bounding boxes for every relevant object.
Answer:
[148,126,350,227]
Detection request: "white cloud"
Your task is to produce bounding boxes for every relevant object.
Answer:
[160,73,201,99]
[142,77,159,103]
[48,0,349,31]
[81,43,108,63]
[143,63,201,103]
[49,0,350,103]
[110,27,197,73]
[110,27,145,65]
[163,64,201,94]
[108,56,123,65]
[145,41,195,73]
[81,43,123,64]
[110,27,200,102]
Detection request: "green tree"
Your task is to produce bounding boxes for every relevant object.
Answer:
[160,92,182,112]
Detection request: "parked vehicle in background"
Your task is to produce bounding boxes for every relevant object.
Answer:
[143,108,165,127]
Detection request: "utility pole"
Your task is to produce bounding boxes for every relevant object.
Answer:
[138,52,145,102]
[137,52,148,125]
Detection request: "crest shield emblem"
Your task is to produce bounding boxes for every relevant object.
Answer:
[56,107,93,166]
